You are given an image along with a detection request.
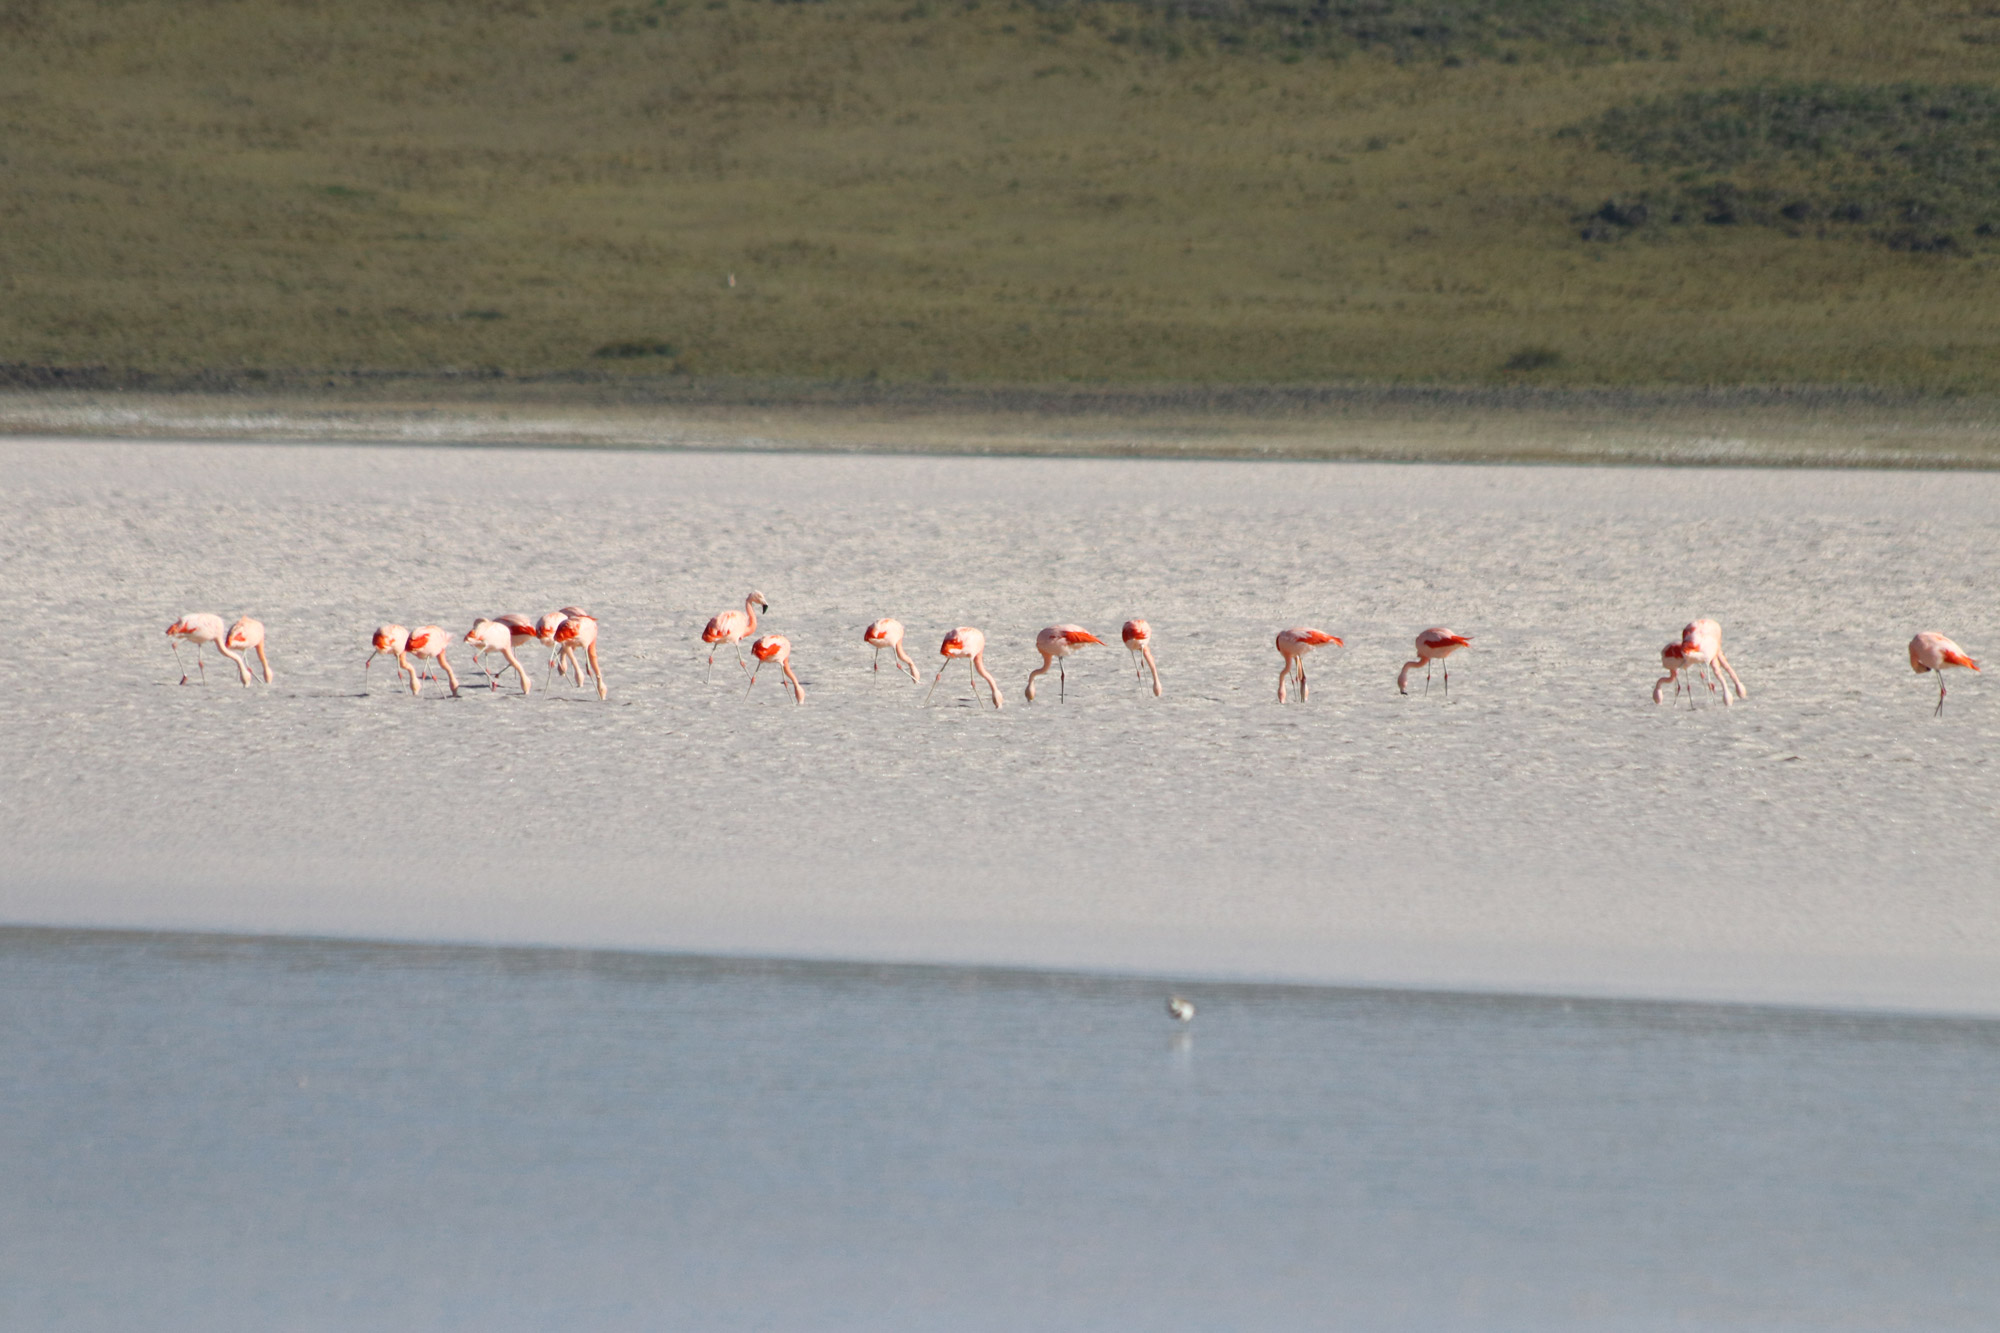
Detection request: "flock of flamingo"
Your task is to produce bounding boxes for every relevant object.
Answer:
[162,594,1984,714]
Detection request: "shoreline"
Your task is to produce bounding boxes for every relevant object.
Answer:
[9,921,1996,1024]
[6,380,2000,468]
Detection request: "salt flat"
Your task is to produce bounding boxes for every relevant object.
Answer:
[3,438,1997,1013]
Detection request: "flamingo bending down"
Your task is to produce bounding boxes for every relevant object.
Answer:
[1680,619,1746,704]
[464,619,532,694]
[702,591,768,680]
[747,634,804,704]
[367,624,414,689]
[224,617,275,684]
[402,625,461,697]
[863,618,919,681]
[552,612,608,699]
[1398,628,1470,697]
[1910,632,1979,715]
[1653,640,1690,705]
[1025,625,1106,702]
[1121,619,1163,697]
[925,627,1003,709]
[166,613,250,685]
[1275,627,1342,703]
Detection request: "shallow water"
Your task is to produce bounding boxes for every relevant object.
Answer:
[3,439,2000,1010]
[4,928,1996,1332]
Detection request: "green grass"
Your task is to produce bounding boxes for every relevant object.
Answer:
[3,0,2000,389]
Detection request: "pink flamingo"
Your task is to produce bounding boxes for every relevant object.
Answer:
[747,634,804,704]
[702,591,768,680]
[402,625,461,697]
[224,616,275,684]
[464,619,532,694]
[552,611,607,699]
[1025,625,1105,702]
[1121,619,1163,697]
[535,612,568,681]
[864,618,919,681]
[366,625,414,690]
[1680,618,1746,704]
[1398,628,1470,697]
[1910,632,1979,715]
[166,613,250,685]
[1275,627,1342,703]
[1653,640,1690,705]
[925,627,1003,709]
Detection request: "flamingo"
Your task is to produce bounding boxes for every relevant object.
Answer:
[1910,632,1979,715]
[464,619,532,694]
[1398,627,1470,697]
[1275,627,1342,703]
[366,624,413,689]
[552,611,608,699]
[702,591,767,680]
[1653,640,1690,705]
[1025,625,1105,702]
[746,634,804,704]
[924,627,1002,709]
[1680,618,1746,704]
[1121,619,1163,697]
[1167,995,1195,1023]
[863,618,919,681]
[223,616,275,685]
[166,613,250,685]
[403,625,461,697]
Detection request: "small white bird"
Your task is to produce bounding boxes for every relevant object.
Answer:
[1166,995,1195,1023]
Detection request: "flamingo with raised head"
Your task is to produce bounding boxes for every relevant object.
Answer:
[747,634,804,704]
[1652,640,1690,705]
[864,618,919,681]
[403,625,461,697]
[1910,632,1979,715]
[1025,625,1105,702]
[464,619,532,694]
[1121,619,1163,697]
[702,591,768,680]
[925,627,1002,709]
[1680,619,1746,704]
[552,611,607,699]
[1398,628,1470,697]
[166,613,250,685]
[1275,627,1342,703]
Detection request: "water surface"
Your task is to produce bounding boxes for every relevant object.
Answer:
[2,440,1998,1010]
[5,927,1996,1332]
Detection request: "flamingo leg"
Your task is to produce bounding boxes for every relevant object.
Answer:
[1277,660,1291,703]
[1299,665,1309,703]
[924,661,949,705]
[705,644,717,683]
[1059,658,1066,701]
[745,662,762,700]
[1937,676,1947,717]
[873,647,882,674]
[587,642,606,700]
[171,639,190,685]
[1424,661,1432,696]
[1442,663,1450,699]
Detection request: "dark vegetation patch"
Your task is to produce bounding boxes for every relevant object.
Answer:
[1575,84,2000,250]
[1081,0,1681,62]
[596,0,1692,63]
[593,339,680,358]
[1501,345,1562,371]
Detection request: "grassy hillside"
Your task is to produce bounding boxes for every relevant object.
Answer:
[3,0,2000,388]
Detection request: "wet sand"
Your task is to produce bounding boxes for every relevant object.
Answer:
[3,436,1999,1013]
